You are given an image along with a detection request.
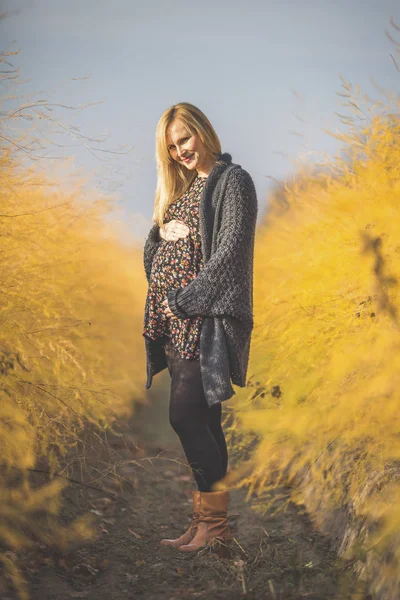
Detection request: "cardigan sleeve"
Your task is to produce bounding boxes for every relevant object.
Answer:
[143,223,162,283]
[167,168,257,322]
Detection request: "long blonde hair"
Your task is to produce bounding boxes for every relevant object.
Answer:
[153,103,224,226]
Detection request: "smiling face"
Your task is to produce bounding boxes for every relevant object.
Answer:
[166,120,215,177]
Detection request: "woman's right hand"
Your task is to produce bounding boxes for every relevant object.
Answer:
[160,219,189,241]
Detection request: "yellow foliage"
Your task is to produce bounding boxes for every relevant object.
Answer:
[0,147,147,593]
[226,109,400,586]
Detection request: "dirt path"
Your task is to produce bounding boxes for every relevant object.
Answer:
[4,379,366,600]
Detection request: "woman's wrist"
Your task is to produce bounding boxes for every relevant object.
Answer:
[167,289,188,319]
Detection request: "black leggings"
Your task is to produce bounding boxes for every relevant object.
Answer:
[164,340,228,492]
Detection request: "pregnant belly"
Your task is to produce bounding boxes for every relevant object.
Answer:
[150,239,196,289]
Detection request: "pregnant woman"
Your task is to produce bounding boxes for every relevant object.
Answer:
[142,102,257,552]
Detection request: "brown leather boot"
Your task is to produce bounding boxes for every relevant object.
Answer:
[160,491,200,548]
[178,490,232,553]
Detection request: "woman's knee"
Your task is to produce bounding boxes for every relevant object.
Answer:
[169,404,197,436]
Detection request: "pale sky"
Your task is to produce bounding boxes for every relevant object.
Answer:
[1,0,399,241]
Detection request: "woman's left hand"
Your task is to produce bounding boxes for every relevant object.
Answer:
[162,298,177,319]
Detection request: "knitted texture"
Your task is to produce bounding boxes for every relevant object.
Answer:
[143,153,258,406]
[143,223,162,283]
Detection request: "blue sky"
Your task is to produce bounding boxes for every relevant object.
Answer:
[1,0,399,241]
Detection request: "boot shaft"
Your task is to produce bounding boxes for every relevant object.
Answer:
[197,490,229,518]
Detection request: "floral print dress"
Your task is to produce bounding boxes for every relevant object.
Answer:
[142,175,207,360]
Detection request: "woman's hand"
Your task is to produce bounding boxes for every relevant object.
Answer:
[162,298,177,319]
[160,219,189,241]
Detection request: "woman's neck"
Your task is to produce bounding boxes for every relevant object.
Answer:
[196,155,216,178]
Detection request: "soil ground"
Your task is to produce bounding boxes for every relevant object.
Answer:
[2,376,369,600]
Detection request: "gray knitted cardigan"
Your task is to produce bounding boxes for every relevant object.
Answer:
[143,153,257,406]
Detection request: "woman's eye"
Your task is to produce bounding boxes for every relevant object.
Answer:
[168,137,190,150]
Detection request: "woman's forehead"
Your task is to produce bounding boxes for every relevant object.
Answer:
[166,120,191,143]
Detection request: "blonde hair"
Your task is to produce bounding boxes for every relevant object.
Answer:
[153,102,223,226]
